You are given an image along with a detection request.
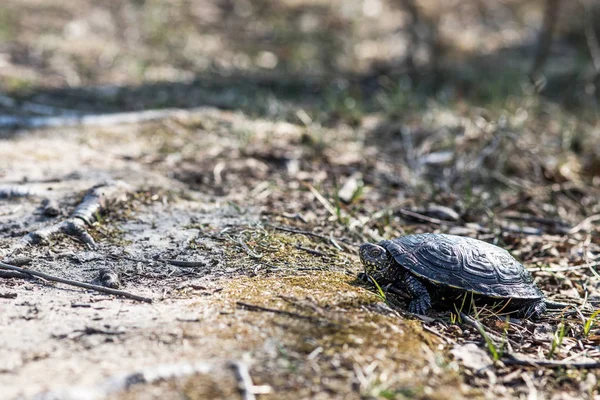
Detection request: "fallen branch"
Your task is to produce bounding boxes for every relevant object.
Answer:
[11,181,130,253]
[0,108,193,130]
[502,354,600,369]
[0,261,153,303]
[0,270,29,279]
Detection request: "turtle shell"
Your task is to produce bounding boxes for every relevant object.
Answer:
[382,234,544,299]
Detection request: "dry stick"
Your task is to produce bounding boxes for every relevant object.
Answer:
[0,94,80,116]
[0,270,29,279]
[0,185,42,199]
[0,108,193,130]
[502,213,570,227]
[307,184,338,217]
[268,224,358,250]
[229,361,271,400]
[422,324,456,345]
[0,261,153,303]
[295,244,327,257]
[271,225,331,242]
[307,184,363,243]
[459,312,518,348]
[502,355,600,369]
[236,301,329,325]
[159,259,209,268]
[569,214,600,234]
[397,208,455,226]
[236,236,263,259]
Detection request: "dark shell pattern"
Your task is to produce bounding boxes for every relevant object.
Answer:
[385,234,544,299]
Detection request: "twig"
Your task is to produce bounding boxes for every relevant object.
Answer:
[0,292,17,299]
[0,108,194,130]
[236,301,329,325]
[236,236,263,259]
[502,354,600,369]
[307,184,338,217]
[229,361,271,400]
[71,303,92,308]
[502,213,570,227]
[159,259,208,268]
[79,326,126,336]
[521,373,538,399]
[0,94,80,116]
[569,214,600,234]
[0,185,41,198]
[0,270,29,279]
[0,261,153,303]
[460,312,517,347]
[397,208,455,226]
[295,244,327,257]
[268,224,358,249]
[422,324,456,345]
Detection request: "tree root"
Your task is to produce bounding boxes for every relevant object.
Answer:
[0,261,152,303]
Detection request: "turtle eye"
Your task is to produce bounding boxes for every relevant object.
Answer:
[369,248,382,258]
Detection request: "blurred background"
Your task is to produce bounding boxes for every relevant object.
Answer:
[1,0,600,234]
[1,0,599,117]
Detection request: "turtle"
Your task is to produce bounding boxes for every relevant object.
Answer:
[359,233,564,318]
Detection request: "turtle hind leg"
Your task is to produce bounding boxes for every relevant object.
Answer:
[408,296,432,315]
[519,300,546,319]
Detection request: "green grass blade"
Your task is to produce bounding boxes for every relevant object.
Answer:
[584,309,600,336]
[367,275,387,302]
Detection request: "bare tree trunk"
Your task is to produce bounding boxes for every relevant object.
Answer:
[530,0,561,80]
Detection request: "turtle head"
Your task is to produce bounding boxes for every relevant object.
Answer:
[359,242,391,275]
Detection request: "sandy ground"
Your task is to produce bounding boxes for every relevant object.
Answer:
[1,109,448,400]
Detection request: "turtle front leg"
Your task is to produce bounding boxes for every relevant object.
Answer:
[401,273,432,315]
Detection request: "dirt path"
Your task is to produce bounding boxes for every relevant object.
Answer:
[0,109,457,400]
